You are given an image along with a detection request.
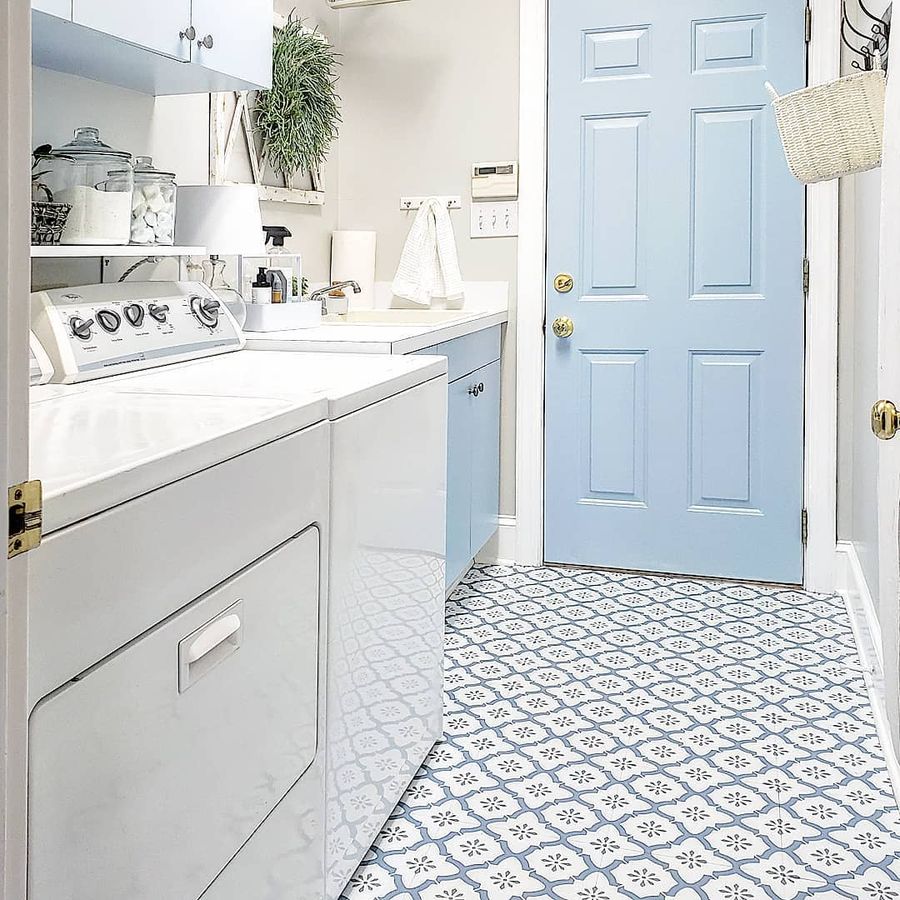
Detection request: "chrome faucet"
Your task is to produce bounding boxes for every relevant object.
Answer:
[309,281,362,315]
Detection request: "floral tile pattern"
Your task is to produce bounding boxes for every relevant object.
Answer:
[341,564,900,900]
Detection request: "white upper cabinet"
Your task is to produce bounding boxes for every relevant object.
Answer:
[32,0,71,18]
[72,0,192,62]
[191,0,272,90]
[32,0,273,95]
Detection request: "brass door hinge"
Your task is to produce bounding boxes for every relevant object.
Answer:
[803,257,810,299]
[8,479,42,559]
[801,509,809,546]
[805,5,812,43]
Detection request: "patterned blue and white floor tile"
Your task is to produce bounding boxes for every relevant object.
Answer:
[341,564,900,900]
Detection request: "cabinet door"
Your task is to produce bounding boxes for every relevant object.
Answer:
[72,0,192,61]
[191,0,272,89]
[469,360,501,558]
[446,377,474,588]
[33,0,72,19]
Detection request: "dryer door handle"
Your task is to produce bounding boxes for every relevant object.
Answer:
[178,602,244,693]
[187,614,242,663]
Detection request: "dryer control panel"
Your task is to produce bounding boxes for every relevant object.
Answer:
[32,282,245,384]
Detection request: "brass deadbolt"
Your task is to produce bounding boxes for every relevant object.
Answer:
[554,273,575,294]
[872,399,900,441]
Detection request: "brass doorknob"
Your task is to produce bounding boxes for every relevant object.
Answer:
[552,316,575,339]
[872,399,900,440]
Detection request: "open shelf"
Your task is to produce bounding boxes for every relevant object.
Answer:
[31,245,206,259]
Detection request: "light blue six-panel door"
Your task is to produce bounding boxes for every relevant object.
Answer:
[544,0,806,583]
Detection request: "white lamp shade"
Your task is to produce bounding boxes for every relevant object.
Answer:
[175,185,266,255]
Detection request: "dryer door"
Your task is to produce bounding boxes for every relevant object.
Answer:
[28,526,321,900]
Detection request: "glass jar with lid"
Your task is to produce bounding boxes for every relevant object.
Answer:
[45,127,134,245]
[130,156,177,246]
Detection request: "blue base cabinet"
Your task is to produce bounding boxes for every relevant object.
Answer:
[414,327,502,589]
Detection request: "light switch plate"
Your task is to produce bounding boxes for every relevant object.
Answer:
[470,201,519,239]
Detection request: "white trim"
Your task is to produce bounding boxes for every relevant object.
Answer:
[515,0,548,566]
[477,515,518,565]
[803,0,842,593]
[836,540,884,670]
[2,1,32,897]
[515,0,843,591]
[836,541,900,806]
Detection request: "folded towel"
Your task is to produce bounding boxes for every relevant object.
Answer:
[392,197,465,306]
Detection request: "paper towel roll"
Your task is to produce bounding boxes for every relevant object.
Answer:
[331,230,377,309]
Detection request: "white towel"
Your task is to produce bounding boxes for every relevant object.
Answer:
[392,197,465,306]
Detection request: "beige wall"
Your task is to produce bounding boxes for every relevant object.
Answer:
[339,0,520,514]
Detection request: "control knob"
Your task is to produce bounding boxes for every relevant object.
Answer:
[96,309,121,333]
[124,303,145,328]
[69,316,94,341]
[148,303,169,324]
[190,295,220,328]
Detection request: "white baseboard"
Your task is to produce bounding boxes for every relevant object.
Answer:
[835,541,900,807]
[476,515,518,565]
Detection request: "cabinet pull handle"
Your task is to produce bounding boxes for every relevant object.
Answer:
[179,25,196,41]
[198,33,214,49]
[468,383,486,398]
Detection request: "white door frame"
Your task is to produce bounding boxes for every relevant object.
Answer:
[515,0,841,593]
[2,1,33,897]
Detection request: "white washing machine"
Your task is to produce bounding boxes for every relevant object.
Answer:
[29,284,449,900]
[95,349,449,899]
[28,283,332,900]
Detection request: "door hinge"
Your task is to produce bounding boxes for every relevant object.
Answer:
[802,256,810,298]
[801,509,809,546]
[8,479,42,559]
[805,4,812,43]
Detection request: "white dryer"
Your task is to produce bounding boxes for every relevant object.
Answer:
[28,284,332,900]
[99,349,449,899]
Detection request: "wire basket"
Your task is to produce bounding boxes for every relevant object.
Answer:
[766,59,886,184]
[31,199,71,246]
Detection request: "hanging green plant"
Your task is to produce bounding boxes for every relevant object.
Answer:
[254,13,341,189]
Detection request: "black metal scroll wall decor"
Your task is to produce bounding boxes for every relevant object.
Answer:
[841,0,892,70]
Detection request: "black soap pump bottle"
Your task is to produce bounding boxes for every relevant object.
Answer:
[252,267,272,305]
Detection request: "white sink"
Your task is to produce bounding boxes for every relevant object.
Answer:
[321,309,473,326]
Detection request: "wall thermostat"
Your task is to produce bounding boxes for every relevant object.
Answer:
[472,161,519,201]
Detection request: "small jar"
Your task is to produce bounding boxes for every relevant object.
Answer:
[45,127,134,245]
[130,156,177,246]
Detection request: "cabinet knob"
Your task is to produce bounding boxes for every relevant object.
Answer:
[198,33,214,49]
[468,383,485,397]
[179,25,196,41]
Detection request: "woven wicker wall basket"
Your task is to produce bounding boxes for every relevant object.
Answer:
[766,60,886,184]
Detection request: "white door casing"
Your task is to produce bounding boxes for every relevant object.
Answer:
[876,58,900,747]
[2,1,34,898]
[516,0,842,593]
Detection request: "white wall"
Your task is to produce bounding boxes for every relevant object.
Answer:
[338,0,520,515]
[836,2,889,620]
[838,169,881,598]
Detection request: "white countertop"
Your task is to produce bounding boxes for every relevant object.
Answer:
[105,351,449,419]
[31,387,328,534]
[245,282,509,355]
[30,350,447,533]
